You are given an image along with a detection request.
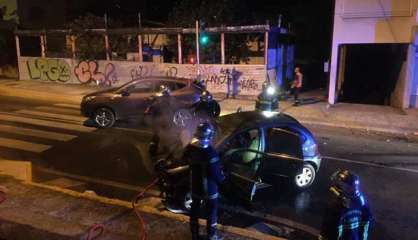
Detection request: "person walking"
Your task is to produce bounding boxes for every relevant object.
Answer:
[291,67,303,106]
[184,122,225,240]
[319,170,372,240]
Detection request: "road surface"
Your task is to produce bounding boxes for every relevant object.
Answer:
[0,95,417,240]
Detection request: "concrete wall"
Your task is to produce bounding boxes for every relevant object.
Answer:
[329,0,418,107]
[18,56,266,96]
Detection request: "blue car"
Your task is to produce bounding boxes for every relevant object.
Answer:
[157,110,322,210]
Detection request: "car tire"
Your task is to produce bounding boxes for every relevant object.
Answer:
[93,107,116,128]
[294,163,316,189]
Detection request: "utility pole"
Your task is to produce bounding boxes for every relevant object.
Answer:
[104,13,111,60]
[177,33,182,64]
[137,12,143,62]
[195,20,200,76]
[221,25,225,64]
[195,20,200,65]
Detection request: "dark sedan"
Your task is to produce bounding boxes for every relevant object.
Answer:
[159,110,322,210]
[80,77,203,128]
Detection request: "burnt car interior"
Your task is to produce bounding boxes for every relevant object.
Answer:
[218,126,305,202]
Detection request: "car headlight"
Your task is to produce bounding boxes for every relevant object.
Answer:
[84,96,96,102]
[302,139,319,157]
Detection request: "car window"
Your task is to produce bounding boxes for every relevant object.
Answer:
[174,82,186,90]
[156,81,186,91]
[224,129,261,151]
[128,81,154,93]
[265,128,302,157]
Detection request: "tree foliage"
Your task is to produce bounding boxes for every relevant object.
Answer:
[67,13,129,60]
[167,0,259,64]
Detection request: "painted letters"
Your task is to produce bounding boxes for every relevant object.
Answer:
[26,58,71,82]
[74,61,118,86]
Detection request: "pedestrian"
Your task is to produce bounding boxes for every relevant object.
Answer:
[319,170,372,240]
[183,122,225,240]
[291,67,303,106]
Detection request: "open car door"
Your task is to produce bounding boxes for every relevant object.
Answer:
[221,148,270,203]
[260,128,305,178]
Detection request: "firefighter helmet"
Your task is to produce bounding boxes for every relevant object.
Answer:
[330,169,361,199]
[157,85,171,96]
[194,122,214,146]
[200,90,213,102]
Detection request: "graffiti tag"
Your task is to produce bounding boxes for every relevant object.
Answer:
[130,65,178,81]
[239,78,259,91]
[26,58,71,82]
[74,61,118,86]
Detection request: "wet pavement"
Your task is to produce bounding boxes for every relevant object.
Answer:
[0,95,418,239]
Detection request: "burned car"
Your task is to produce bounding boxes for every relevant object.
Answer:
[155,110,322,211]
[80,77,204,128]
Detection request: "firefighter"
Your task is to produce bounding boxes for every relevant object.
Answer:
[255,81,279,112]
[183,122,225,240]
[319,170,372,240]
[193,90,221,118]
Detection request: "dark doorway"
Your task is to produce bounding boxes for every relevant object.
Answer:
[338,43,408,105]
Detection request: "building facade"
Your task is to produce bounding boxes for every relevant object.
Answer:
[329,0,418,108]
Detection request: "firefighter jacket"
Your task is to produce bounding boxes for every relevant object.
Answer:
[319,188,372,240]
[184,143,225,200]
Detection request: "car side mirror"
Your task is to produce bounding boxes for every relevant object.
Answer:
[121,90,130,97]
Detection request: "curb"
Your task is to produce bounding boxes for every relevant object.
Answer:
[0,158,287,240]
[28,181,287,240]
[299,119,418,142]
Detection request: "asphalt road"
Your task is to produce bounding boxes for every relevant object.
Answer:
[0,95,417,240]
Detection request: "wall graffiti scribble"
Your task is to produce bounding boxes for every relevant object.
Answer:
[202,67,260,96]
[130,65,151,81]
[26,58,71,82]
[130,65,178,81]
[20,57,265,96]
[74,61,118,86]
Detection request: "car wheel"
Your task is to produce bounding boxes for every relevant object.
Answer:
[294,163,316,189]
[93,107,115,128]
[184,192,193,211]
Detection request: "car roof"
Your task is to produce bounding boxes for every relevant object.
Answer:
[215,111,303,140]
[136,76,194,83]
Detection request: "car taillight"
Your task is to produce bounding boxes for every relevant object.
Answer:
[302,139,319,157]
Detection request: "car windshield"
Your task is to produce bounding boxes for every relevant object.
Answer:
[214,114,246,144]
[116,80,137,93]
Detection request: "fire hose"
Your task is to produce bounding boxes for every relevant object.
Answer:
[86,223,105,240]
[0,191,6,204]
[132,177,160,240]
[85,177,160,240]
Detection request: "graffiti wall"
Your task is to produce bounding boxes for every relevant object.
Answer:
[18,57,266,96]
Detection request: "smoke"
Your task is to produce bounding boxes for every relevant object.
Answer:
[146,95,216,157]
